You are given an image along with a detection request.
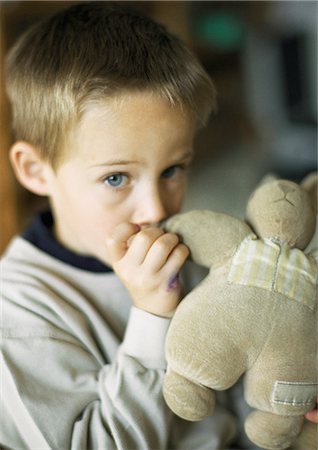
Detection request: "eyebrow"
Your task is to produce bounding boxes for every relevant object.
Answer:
[89,160,138,168]
[89,151,194,169]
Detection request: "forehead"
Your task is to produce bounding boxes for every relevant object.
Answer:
[65,91,196,163]
[80,91,195,130]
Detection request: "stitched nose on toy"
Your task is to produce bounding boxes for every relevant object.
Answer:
[277,182,293,195]
[275,183,296,206]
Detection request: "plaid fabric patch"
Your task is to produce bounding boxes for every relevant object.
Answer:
[228,235,317,310]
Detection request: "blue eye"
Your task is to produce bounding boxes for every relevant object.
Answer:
[104,173,128,188]
[162,166,178,179]
[162,165,187,179]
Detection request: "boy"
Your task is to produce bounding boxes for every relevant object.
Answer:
[1,2,239,449]
[1,2,316,449]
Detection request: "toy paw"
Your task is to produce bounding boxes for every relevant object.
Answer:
[245,411,303,450]
[163,369,215,421]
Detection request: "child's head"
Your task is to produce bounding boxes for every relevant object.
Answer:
[6,2,217,263]
[6,1,216,169]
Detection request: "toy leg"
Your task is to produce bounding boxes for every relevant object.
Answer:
[163,369,216,421]
[245,410,303,450]
[288,421,318,450]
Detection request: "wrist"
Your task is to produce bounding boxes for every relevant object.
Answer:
[131,287,182,317]
[121,306,172,369]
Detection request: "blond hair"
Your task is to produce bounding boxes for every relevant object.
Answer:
[6,2,216,168]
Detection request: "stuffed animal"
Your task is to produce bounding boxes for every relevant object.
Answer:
[163,174,317,450]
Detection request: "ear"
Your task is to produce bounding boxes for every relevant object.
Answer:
[10,141,51,196]
[257,172,279,187]
[301,172,317,214]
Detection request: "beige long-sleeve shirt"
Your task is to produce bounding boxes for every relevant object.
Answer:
[1,233,237,450]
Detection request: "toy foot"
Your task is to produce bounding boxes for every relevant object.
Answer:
[245,411,303,450]
[163,369,215,421]
[288,421,318,450]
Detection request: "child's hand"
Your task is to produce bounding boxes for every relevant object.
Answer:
[106,222,189,317]
[305,400,318,424]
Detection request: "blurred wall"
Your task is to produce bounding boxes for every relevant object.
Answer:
[1,1,317,252]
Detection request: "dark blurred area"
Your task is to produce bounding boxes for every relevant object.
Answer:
[1,1,317,253]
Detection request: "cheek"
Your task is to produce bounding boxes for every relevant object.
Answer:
[85,209,114,236]
[86,204,127,241]
[167,186,186,214]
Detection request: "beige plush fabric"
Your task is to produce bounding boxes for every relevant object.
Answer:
[163,176,318,450]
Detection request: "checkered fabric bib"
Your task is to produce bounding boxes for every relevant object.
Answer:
[228,234,318,310]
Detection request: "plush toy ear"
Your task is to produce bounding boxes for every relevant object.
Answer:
[301,172,317,214]
[256,173,279,188]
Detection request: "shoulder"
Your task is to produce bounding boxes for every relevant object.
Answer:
[1,237,128,336]
[1,237,133,367]
[1,237,75,333]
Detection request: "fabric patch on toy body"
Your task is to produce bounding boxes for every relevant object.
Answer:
[228,235,317,310]
[272,381,317,407]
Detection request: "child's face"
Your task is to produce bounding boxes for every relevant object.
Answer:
[45,92,197,265]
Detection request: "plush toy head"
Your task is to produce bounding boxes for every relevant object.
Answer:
[246,175,317,249]
[163,174,317,450]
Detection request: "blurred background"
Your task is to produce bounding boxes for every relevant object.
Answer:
[1,0,317,254]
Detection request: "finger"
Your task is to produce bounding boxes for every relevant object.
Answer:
[160,243,190,290]
[106,222,140,262]
[305,408,318,424]
[127,227,165,265]
[143,232,180,272]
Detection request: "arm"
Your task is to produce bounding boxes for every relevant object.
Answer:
[1,225,188,450]
[164,210,252,268]
[1,303,172,450]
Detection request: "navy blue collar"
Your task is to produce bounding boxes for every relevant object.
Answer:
[23,210,113,273]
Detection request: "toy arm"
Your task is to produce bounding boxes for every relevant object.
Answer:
[164,210,252,268]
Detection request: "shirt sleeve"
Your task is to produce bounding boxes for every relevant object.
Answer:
[0,305,173,450]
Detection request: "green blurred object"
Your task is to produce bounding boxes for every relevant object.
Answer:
[193,12,245,51]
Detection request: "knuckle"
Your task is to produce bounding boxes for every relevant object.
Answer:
[154,240,168,254]
[108,223,139,249]
[174,243,190,259]
[157,233,179,250]
[139,227,163,243]
[164,232,180,243]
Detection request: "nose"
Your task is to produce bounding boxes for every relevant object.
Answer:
[133,185,167,227]
[277,182,294,196]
